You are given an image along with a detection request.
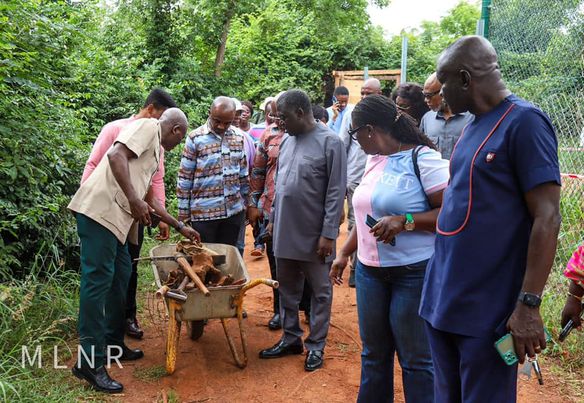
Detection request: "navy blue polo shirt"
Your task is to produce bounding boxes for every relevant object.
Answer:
[420,95,561,337]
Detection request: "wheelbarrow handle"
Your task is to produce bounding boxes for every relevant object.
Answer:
[241,278,279,294]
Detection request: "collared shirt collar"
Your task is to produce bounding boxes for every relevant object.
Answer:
[435,110,467,120]
[203,119,235,139]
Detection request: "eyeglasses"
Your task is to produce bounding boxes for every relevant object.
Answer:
[348,124,368,141]
[396,104,410,111]
[422,90,441,99]
[269,113,285,123]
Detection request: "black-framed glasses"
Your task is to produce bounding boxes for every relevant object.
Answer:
[348,124,367,141]
[422,90,440,99]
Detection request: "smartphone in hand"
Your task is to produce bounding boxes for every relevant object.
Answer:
[365,214,377,229]
[366,214,396,246]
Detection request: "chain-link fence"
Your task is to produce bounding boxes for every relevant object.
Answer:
[488,0,584,274]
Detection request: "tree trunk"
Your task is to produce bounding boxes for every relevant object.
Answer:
[214,6,235,77]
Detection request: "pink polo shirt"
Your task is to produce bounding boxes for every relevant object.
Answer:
[81,115,166,206]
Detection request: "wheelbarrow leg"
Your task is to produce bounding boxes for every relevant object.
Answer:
[166,299,182,374]
[221,312,247,369]
[223,279,279,369]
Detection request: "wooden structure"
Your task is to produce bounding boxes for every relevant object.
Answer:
[332,69,401,104]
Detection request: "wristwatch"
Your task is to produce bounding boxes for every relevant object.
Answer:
[404,213,415,231]
[176,221,185,231]
[517,292,542,308]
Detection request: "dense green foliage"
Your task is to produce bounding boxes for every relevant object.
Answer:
[0,0,479,279]
[2,0,584,399]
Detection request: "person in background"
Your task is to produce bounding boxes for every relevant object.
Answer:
[249,96,274,142]
[561,243,584,332]
[238,100,254,134]
[81,88,176,340]
[177,97,249,247]
[259,89,346,372]
[340,78,382,287]
[331,95,445,402]
[231,98,256,256]
[69,109,198,393]
[312,104,328,125]
[420,72,474,160]
[391,83,429,125]
[420,36,561,402]
[326,86,354,134]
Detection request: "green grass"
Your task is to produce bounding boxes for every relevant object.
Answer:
[0,228,170,402]
[0,262,105,402]
[133,365,167,383]
[540,182,584,394]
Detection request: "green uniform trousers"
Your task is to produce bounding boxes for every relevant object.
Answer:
[76,213,131,367]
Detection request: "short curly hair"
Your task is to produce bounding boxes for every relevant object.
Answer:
[391,82,429,124]
[241,100,254,115]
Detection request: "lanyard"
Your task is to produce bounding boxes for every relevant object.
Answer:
[436,103,516,236]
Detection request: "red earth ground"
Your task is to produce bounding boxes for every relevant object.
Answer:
[107,223,573,402]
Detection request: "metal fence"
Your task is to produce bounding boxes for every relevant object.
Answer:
[488,0,584,270]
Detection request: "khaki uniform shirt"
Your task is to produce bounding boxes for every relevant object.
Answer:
[68,118,161,243]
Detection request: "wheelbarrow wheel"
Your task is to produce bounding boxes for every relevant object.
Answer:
[189,320,205,340]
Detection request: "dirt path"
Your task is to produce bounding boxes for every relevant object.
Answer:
[111,224,572,402]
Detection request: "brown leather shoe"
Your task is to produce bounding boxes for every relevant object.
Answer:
[125,318,144,339]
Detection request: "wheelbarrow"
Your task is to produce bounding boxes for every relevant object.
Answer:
[150,243,278,374]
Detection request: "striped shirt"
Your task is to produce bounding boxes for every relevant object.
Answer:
[177,122,249,222]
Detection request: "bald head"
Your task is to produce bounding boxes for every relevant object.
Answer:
[159,107,188,150]
[438,36,499,78]
[436,36,509,115]
[209,96,236,136]
[160,107,188,130]
[423,72,443,112]
[361,78,382,99]
[424,72,439,88]
[212,96,236,113]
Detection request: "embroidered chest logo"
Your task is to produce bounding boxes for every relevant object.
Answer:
[485,152,496,163]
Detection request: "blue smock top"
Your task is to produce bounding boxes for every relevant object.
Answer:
[420,95,561,337]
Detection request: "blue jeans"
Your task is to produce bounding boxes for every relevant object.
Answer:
[356,260,434,403]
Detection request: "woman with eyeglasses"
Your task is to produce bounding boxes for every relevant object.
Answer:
[391,82,430,126]
[330,94,449,402]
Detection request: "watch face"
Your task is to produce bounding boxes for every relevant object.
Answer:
[404,222,415,231]
[520,292,541,307]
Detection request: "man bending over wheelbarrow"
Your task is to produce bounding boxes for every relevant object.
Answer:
[68,108,200,393]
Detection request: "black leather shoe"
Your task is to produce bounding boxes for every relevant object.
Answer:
[107,344,144,361]
[268,313,281,330]
[120,344,144,361]
[348,269,356,288]
[304,350,324,371]
[259,339,303,359]
[72,364,123,393]
[125,318,144,339]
